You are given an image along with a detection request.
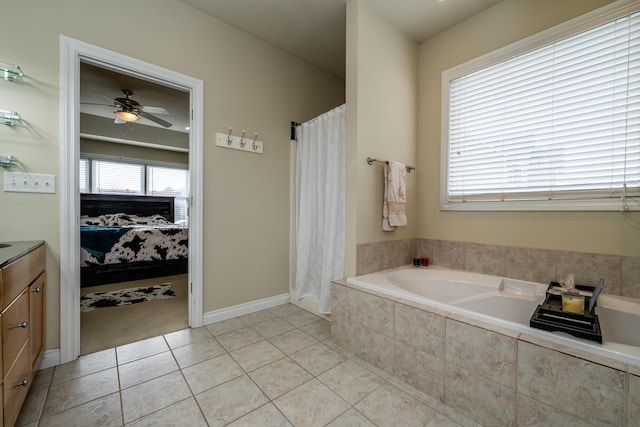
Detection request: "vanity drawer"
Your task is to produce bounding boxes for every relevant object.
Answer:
[3,341,32,427]
[2,289,29,378]
[1,245,44,311]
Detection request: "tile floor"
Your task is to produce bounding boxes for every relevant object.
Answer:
[17,304,473,427]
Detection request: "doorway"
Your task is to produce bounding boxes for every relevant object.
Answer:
[59,36,204,364]
[79,62,191,353]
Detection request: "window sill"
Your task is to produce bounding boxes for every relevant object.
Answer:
[441,198,639,212]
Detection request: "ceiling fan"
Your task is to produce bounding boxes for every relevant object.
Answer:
[88,89,173,128]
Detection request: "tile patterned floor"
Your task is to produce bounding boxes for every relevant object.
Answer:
[17,304,473,427]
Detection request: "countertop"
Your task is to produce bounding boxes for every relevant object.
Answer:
[0,241,45,268]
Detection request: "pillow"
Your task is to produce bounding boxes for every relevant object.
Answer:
[80,216,103,226]
[130,214,172,225]
[99,213,133,226]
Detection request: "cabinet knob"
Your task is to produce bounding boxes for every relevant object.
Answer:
[17,320,28,328]
[32,286,42,293]
[17,378,29,387]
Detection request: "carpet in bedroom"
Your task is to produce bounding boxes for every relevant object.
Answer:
[80,273,188,355]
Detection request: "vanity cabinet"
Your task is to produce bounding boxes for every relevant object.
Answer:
[0,243,45,427]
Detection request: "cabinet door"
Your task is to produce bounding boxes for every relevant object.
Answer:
[29,273,45,370]
[2,289,29,378]
[3,342,32,427]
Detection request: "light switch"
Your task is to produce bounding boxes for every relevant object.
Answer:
[3,171,56,194]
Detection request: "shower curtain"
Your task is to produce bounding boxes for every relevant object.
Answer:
[294,104,345,314]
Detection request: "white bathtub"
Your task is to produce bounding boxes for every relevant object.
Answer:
[347,265,640,366]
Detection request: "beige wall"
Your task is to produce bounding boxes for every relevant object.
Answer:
[345,0,419,276]
[80,139,189,166]
[418,0,640,258]
[0,0,344,351]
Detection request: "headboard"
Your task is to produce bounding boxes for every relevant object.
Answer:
[80,194,175,223]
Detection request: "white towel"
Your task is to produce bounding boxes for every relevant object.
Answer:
[383,160,407,231]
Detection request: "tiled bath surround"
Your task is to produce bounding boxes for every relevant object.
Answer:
[356,238,640,298]
[331,280,640,427]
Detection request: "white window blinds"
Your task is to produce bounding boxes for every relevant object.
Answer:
[93,160,144,194]
[147,165,188,224]
[79,158,89,193]
[81,156,188,224]
[445,10,640,210]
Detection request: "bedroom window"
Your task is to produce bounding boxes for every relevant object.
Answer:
[93,160,144,194]
[147,166,188,225]
[441,5,640,211]
[81,156,188,224]
[79,158,88,193]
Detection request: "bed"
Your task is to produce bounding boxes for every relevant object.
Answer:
[80,194,188,287]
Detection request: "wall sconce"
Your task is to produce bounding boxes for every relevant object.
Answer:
[0,62,23,82]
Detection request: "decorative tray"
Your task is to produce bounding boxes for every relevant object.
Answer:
[530,291,602,343]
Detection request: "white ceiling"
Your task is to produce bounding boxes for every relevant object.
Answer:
[179,0,503,78]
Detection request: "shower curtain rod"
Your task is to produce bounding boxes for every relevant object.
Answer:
[367,157,415,172]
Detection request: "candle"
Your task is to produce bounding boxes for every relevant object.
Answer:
[562,293,585,315]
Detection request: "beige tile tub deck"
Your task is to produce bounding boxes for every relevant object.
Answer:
[333,276,640,427]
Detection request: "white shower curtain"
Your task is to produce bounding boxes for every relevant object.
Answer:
[294,104,345,314]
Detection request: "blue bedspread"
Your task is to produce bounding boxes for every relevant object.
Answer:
[80,226,130,263]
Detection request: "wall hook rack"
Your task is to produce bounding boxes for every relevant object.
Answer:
[226,127,233,145]
[216,128,263,154]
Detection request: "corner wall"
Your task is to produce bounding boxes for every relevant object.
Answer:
[345,0,419,276]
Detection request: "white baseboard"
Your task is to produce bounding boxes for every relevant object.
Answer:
[39,348,61,370]
[202,293,290,326]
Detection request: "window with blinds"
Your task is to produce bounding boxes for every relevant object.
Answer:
[79,158,89,193]
[147,166,188,224]
[81,156,188,224]
[442,7,640,211]
[93,160,144,194]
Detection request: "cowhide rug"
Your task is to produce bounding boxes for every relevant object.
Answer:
[80,283,175,313]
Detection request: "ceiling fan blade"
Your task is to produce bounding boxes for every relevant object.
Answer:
[138,111,172,128]
[114,116,126,124]
[91,90,117,102]
[143,106,170,115]
[81,102,117,107]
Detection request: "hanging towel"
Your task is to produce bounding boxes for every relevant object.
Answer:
[383,160,407,230]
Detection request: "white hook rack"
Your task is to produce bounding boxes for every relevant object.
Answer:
[216,130,263,154]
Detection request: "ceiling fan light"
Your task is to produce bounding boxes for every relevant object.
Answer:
[115,109,139,122]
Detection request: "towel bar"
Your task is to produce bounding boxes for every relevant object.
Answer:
[367,157,415,172]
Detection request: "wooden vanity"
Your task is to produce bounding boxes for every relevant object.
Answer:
[0,241,45,427]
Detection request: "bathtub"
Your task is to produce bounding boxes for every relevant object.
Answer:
[346,265,640,366]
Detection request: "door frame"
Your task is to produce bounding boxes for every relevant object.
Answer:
[59,35,204,364]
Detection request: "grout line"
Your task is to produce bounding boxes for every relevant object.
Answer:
[27,304,465,426]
